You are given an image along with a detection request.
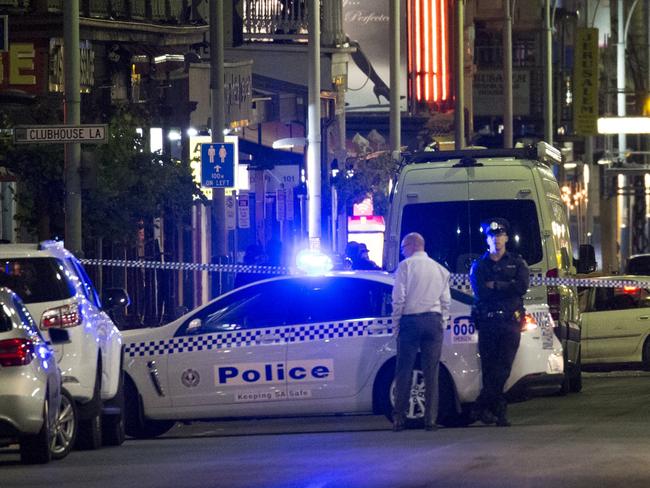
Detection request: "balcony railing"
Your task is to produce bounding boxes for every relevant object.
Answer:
[22,0,187,23]
[243,0,313,41]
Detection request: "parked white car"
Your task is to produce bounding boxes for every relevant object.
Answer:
[0,241,129,450]
[122,272,563,437]
[0,287,75,463]
[579,276,650,369]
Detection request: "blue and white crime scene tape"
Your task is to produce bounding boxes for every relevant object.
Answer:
[80,258,650,290]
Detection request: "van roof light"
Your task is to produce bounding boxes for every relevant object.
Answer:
[536,142,562,164]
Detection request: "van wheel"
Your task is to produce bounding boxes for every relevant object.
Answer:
[569,351,582,393]
[102,365,125,446]
[51,389,77,460]
[76,363,103,450]
[20,399,51,464]
[642,339,650,371]
[124,376,175,439]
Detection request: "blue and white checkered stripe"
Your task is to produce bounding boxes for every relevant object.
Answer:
[124,319,395,358]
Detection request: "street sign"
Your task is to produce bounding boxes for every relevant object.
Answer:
[201,142,235,188]
[14,124,108,144]
[237,190,250,229]
[225,194,236,230]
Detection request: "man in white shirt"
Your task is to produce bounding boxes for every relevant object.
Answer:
[391,232,451,432]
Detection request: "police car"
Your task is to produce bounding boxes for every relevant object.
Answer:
[122,271,564,437]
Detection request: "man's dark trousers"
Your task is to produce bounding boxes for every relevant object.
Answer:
[393,312,444,425]
[476,321,521,417]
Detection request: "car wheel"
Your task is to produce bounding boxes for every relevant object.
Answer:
[51,389,77,460]
[124,376,175,439]
[437,369,472,427]
[569,350,583,393]
[102,365,125,446]
[76,362,103,450]
[642,338,650,371]
[20,399,51,464]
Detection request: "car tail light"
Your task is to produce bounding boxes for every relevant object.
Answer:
[521,313,538,332]
[41,304,81,329]
[0,338,35,366]
[546,268,560,322]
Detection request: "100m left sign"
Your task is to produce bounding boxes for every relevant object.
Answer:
[14,125,108,144]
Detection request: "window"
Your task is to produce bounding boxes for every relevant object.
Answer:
[292,277,392,324]
[0,258,75,304]
[68,258,102,308]
[401,199,543,273]
[181,280,300,335]
[0,306,11,333]
[593,287,650,311]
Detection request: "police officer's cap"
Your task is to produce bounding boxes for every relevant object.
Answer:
[481,218,510,236]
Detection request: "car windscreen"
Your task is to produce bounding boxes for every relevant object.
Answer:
[0,258,75,304]
[401,199,543,273]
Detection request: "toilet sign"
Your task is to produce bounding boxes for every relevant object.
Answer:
[201,142,235,188]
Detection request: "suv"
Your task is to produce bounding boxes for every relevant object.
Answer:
[0,241,129,450]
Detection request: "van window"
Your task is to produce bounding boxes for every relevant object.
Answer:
[401,199,542,273]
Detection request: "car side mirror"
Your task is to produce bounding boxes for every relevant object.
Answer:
[102,288,131,310]
[48,328,70,344]
[576,244,597,274]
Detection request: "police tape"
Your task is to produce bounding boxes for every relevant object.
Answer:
[80,258,289,275]
[80,258,650,289]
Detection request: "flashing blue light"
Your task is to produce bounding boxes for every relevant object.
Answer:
[296,249,334,275]
[37,345,49,359]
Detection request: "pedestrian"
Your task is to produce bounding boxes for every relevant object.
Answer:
[391,232,450,432]
[233,244,267,289]
[469,218,530,427]
[353,243,381,270]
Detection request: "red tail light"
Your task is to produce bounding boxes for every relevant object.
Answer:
[41,304,81,329]
[546,268,560,322]
[0,338,35,366]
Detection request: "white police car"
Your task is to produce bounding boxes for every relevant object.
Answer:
[122,272,564,437]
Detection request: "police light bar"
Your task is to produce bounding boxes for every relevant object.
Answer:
[295,249,333,275]
[536,142,562,164]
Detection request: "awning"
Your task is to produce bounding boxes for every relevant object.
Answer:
[238,138,303,167]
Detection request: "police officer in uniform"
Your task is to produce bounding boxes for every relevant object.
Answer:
[469,218,529,427]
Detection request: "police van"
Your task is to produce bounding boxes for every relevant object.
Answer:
[121,272,563,437]
[385,142,595,394]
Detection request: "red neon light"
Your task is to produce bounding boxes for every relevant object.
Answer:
[411,0,450,104]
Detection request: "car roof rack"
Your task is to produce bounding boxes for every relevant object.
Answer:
[402,142,562,167]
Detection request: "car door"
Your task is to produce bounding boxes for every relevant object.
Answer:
[166,280,296,410]
[582,286,649,362]
[284,276,394,406]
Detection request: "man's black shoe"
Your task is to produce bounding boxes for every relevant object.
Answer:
[424,423,438,432]
[496,417,511,427]
[392,418,405,432]
[479,411,498,425]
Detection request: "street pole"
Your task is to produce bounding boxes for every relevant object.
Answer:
[544,0,553,145]
[64,0,82,255]
[617,0,626,154]
[455,0,465,149]
[307,0,322,249]
[389,0,401,162]
[209,0,227,272]
[503,0,513,148]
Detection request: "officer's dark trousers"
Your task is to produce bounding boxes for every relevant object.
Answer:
[476,321,521,418]
[393,312,443,425]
